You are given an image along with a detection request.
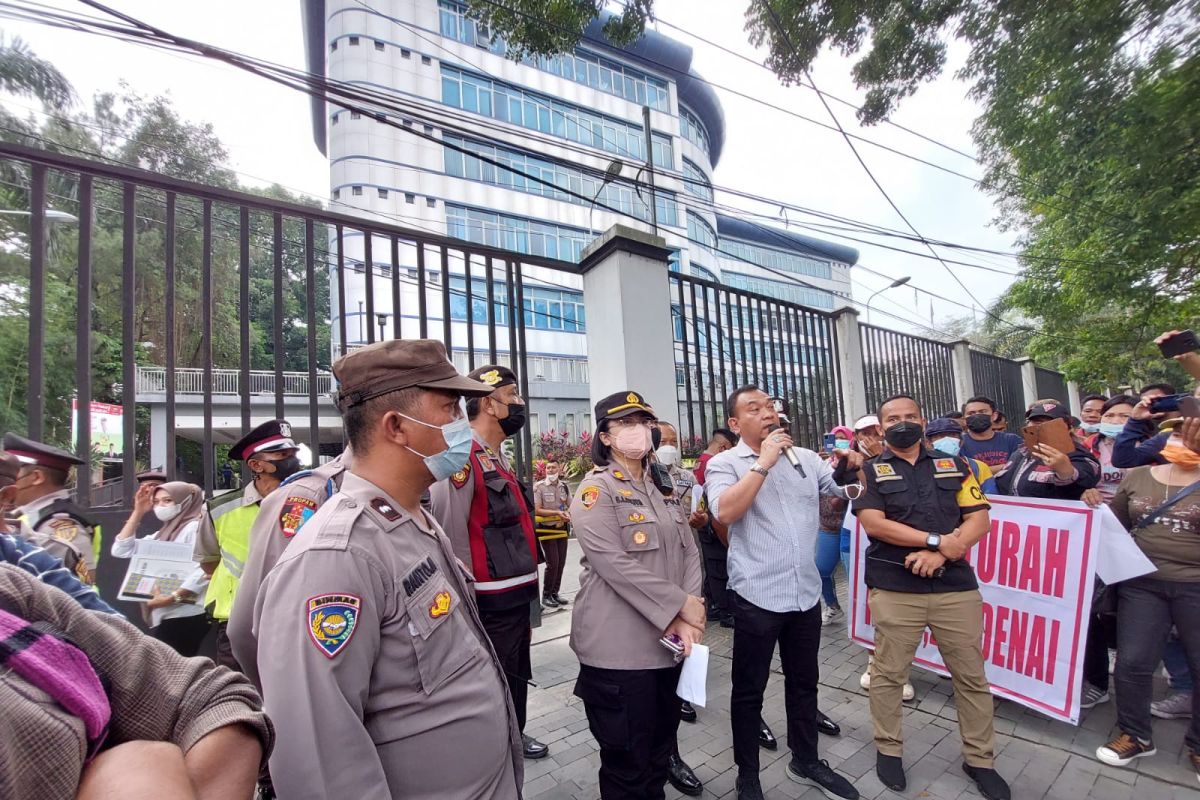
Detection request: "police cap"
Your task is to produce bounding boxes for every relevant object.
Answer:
[925,417,963,438]
[595,390,656,425]
[333,339,493,412]
[2,432,84,472]
[230,420,298,462]
[467,364,518,391]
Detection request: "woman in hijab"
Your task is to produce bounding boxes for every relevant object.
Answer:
[111,481,212,656]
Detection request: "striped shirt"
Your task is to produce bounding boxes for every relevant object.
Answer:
[0,534,117,614]
[706,441,848,613]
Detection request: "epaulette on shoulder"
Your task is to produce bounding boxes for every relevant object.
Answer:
[280,469,315,488]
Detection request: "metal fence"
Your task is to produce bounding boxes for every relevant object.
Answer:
[970,349,1027,426]
[671,272,843,449]
[1035,367,1069,406]
[1,140,578,511]
[860,324,958,420]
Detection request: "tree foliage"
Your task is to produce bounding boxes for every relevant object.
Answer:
[475,0,1200,386]
[0,43,331,454]
[463,0,654,59]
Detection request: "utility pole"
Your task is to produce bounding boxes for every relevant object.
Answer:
[642,105,658,235]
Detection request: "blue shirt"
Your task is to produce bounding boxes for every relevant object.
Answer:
[706,441,849,613]
[960,431,1023,468]
[0,534,118,614]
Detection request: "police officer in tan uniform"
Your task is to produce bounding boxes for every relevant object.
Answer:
[254,339,523,800]
[571,390,704,800]
[3,432,97,583]
[533,456,572,610]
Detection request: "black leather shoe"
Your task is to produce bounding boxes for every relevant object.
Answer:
[817,710,841,737]
[680,701,698,723]
[963,764,1011,800]
[522,734,549,759]
[720,613,735,628]
[552,593,569,606]
[541,594,559,609]
[876,753,906,791]
[758,718,778,750]
[736,773,765,800]
[667,753,703,796]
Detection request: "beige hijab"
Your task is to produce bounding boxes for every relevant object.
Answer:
[153,481,211,544]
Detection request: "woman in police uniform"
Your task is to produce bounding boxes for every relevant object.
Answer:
[570,391,705,800]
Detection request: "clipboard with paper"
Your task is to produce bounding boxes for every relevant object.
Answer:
[117,539,197,602]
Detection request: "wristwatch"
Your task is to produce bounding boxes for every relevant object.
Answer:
[171,591,183,605]
[749,463,770,478]
[925,532,942,551]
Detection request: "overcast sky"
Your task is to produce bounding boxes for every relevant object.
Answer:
[1,0,1023,333]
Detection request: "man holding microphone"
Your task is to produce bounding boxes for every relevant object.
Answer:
[706,386,862,800]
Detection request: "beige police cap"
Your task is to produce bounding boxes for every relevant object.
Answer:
[333,339,493,411]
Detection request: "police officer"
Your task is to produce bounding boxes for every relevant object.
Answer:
[428,363,550,760]
[255,338,522,799]
[227,450,352,689]
[533,456,572,610]
[571,390,703,800]
[853,394,1010,800]
[135,468,167,492]
[201,419,302,670]
[3,432,97,584]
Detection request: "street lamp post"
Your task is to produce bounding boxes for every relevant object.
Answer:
[588,159,626,238]
[866,276,911,325]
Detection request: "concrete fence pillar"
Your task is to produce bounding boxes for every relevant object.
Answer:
[1017,357,1040,411]
[1067,381,1083,417]
[579,225,678,429]
[950,340,975,409]
[833,308,868,423]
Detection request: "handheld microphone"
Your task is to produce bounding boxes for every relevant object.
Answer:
[765,422,805,477]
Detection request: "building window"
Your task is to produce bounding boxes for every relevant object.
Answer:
[548,413,557,432]
[563,413,576,440]
[374,40,385,51]
[442,134,680,227]
[437,1,670,111]
[348,36,360,46]
[720,238,834,280]
[440,65,673,168]
[424,124,434,135]
[351,186,363,196]
[330,41,337,52]
[350,111,361,119]
[723,272,835,309]
[405,193,416,204]
[421,55,432,65]
[332,189,340,200]
[687,211,717,255]
[402,119,412,127]
[682,158,713,203]
[401,48,412,59]
[331,113,339,125]
[446,203,590,264]
[426,198,436,208]
[377,188,388,199]
[680,106,711,158]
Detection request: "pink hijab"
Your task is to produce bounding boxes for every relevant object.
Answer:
[830,426,855,446]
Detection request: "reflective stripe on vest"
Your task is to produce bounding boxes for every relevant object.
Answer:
[474,571,539,593]
[207,502,259,620]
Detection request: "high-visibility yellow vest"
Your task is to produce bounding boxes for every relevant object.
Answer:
[206,491,260,621]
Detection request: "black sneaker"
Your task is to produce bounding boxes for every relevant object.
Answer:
[962,764,1011,800]
[680,701,698,723]
[876,753,906,791]
[787,758,859,799]
[736,773,765,800]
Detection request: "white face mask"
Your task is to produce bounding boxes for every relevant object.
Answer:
[546,472,559,483]
[154,503,182,522]
[656,445,681,467]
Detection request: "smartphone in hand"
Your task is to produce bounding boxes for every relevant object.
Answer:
[1158,330,1199,358]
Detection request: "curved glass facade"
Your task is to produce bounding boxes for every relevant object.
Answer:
[679,107,711,158]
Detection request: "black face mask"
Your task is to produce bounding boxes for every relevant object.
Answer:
[884,421,924,450]
[262,455,302,481]
[499,403,527,436]
[651,425,663,450]
[966,413,994,433]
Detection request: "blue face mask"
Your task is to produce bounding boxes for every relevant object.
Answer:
[1098,422,1125,439]
[931,437,962,456]
[834,439,851,451]
[400,412,474,482]
[1080,422,1101,434]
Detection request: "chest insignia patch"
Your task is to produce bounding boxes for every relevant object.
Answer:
[280,496,319,538]
[581,486,601,509]
[307,593,361,658]
[873,463,896,478]
[617,489,633,497]
[450,463,471,487]
[370,498,401,521]
[612,470,626,480]
[402,556,440,596]
[934,458,959,473]
[430,590,452,618]
[627,511,647,523]
[632,531,648,546]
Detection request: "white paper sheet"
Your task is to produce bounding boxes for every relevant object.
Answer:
[691,484,704,514]
[676,643,709,707]
[1095,505,1157,585]
[117,539,198,603]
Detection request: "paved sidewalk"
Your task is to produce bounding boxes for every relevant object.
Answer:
[524,554,1200,799]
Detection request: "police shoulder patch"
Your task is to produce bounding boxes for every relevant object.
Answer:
[450,463,471,487]
[48,517,81,542]
[280,495,319,538]
[307,593,361,658]
[611,470,627,481]
[872,463,896,477]
[371,497,401,521]
[580,485,601,509]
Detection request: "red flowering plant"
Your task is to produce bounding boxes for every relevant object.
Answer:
[680,434,705,464]
[533,429,594,483]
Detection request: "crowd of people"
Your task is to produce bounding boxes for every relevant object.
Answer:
[0,330,1197,798]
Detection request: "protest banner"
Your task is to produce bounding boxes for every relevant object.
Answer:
[845,496,1125,725]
